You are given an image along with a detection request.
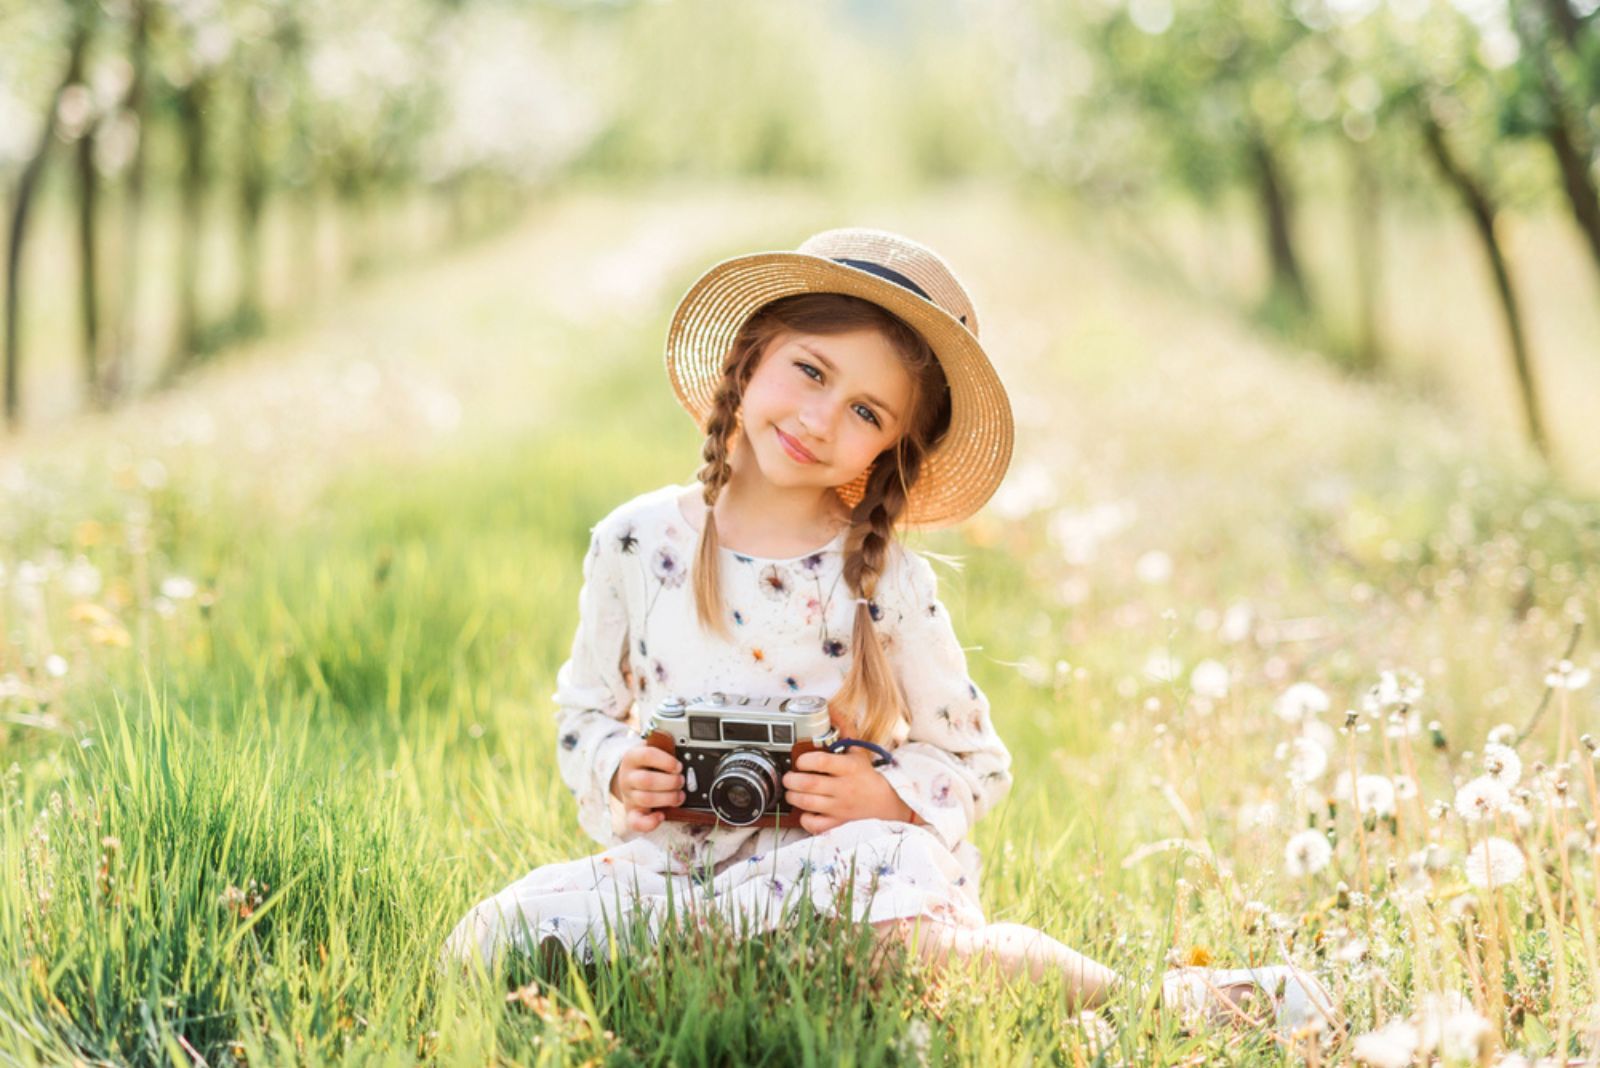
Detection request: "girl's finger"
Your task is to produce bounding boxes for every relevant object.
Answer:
[632,747,683,774]
[785,790,836,815]
[632,789,686,809]
[632,769,684,792]
[782,771,838,796]
[626,809,665,833]
[800,812,843,835]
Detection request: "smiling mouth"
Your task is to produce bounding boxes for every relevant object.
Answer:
[776,427,820,463]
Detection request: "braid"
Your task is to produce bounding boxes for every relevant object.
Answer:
[831,445,923,745]
[691,363,745,639]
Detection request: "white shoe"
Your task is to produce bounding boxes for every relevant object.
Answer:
[1161,963,1339,1038]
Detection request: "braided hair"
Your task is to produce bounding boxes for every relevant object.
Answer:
[690,293,952,745]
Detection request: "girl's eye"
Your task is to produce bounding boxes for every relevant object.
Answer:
[794,361,881,427]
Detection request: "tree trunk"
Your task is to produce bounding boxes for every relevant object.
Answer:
[1511,0,1600,293]
[172,74,209,374]
[107,0,150,402]
[4,24,87,429]
[1250,135,1311,316]
[1419,111,1550,462]
[1348,137,1384,372]
[76,98,102,407]
[234,72,267,336]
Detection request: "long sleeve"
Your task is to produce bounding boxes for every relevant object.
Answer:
[875,548,1013,852]
[552,523,642,848]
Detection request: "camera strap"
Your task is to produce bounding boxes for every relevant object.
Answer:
[826,738,897,768]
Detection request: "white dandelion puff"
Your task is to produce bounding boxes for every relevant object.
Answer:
[1335,772,1397,817]
[1464,837,1525,889]
[1274,682,1330,723]
[1285,829,1333,876]
[1134,549,1173,585]
[160,576,197,601]
[1363,669,1424,714]
[1482,743,1521,788]
[1189,659,1230,699]
[1288,737,1329,785]
[1142,649,1183,683]
[1352,1020,1419,1068]
[1545,660,1592,691]
[1454,776,1510,823]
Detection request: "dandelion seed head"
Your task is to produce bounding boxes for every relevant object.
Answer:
[1352,1020,1418,1068]
[1274,682,1330,723]
[1288,737,1329,785]
[1463,837,1525,889]
[1189,658,1229,699]
[1454,776,1510,823]
[1483,743,1521,787]
[1285,829,1333,876]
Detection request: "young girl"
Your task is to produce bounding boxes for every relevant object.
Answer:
[441,228,1337,1038]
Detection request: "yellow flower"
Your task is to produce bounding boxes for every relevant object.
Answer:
[1182,945,1214,967]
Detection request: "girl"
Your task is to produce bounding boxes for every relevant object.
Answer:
[441,228,1336,1038]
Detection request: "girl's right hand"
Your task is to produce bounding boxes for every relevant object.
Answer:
[610,744,685,834]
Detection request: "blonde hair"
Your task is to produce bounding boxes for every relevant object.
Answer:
[690,293,952,746]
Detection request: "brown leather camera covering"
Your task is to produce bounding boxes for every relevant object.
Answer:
[644,728,821,830]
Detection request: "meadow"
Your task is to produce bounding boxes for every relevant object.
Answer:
[2,182,1599,1065]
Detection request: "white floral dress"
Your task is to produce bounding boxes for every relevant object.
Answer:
[442,482,1013,968]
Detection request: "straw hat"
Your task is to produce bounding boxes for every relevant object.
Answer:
[664,228,1014,529]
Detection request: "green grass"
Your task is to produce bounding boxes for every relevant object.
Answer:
[2,182,1599,1064]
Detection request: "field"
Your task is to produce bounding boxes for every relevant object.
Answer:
[2,181,1598,1065]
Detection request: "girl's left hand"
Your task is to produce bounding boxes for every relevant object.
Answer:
[782,747,916,835]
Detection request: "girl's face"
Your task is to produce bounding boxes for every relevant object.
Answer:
[737,327,914,493]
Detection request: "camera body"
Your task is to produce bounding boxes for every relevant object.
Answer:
[642,691,839,828]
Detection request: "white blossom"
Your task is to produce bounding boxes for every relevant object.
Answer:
[1545,660,1593,691]
[1464,837,1526,890]
[1363,669,1424,714]
[1334,772,1397,817]
[1288,737,1329,785]
[1189,659,1230,699]
[1352,1020,1419,1068]
[1275,682,1330,723]
[1454,776,1511,823]
[1483,743,1521,788]
[1285,829,1333,876]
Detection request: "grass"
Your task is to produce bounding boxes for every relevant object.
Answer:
[1,180,1599,1064]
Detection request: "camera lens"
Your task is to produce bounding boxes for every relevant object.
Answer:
[708,749,779,826]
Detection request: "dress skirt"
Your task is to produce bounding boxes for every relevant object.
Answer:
[441,817,987,969]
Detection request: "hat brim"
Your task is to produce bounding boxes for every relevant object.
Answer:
[664,251,1014,529]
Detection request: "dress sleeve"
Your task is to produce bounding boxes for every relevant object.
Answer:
[874,547,1014,852]
[552,523,643,848]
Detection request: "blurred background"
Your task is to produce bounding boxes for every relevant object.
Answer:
[2,0,1598,484]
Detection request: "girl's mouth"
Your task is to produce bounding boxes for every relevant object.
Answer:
[776,427,819,464]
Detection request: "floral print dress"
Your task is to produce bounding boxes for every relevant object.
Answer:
[442,482,1013,968]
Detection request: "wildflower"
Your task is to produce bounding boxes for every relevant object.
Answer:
[1237,800,1280,831]
[1284,829,1333,876]
[1288,737,1329,786]
[1362,669,1423,715]
[1134,550,1172,585]
[160,576,197,600]
[1334,772,1397,817]
[1486,723,1517,745]
[1416,991,1491,1061]
[1483,743,1522,787]
[1189,659,1229,699]
[1351,1020,1419,1068]
[1142,649,1182,683]
[1274,682,1330,723]
[1464,837,1525,889]
[1544,660,1592,691]
[62,557,102,599]
[44,655,67,679]
[1392,775,1418,801]
[1454,776,1510,823]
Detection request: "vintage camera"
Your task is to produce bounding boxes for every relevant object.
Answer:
[642,691,839,827]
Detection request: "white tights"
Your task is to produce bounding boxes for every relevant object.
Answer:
[870,919,1124,1012]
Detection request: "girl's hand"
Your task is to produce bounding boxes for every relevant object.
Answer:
[610,745,684,834]
[782,747,917,835]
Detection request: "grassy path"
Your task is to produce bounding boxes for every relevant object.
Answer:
[2,181,1597,1064]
